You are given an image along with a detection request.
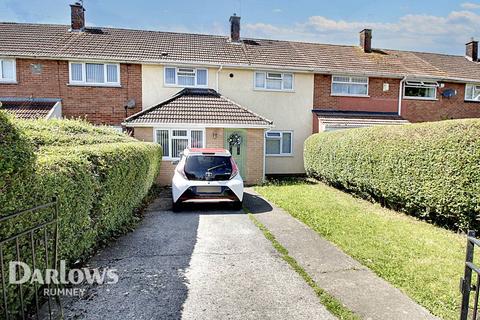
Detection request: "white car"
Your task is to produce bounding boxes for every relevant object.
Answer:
[171,148,244,211]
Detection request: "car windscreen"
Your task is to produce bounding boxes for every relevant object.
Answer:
[184,155,232,181]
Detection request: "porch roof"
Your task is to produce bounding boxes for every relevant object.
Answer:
[124,88,273,128]
[0,97,60,120]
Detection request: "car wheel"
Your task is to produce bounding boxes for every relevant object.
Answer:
[232,201,243,211]
[172,200,182,212]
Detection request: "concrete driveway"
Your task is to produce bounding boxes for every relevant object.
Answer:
[57,190,335,320]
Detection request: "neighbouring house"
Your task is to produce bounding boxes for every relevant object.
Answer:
[1,2,480,184]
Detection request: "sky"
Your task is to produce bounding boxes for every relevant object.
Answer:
[1,0,480,55]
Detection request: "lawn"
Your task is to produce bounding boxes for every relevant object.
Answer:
[255,180,476,320]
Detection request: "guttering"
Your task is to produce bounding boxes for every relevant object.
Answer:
[122,122,274,129]
[398,76,407,116]
[216,65,223,91]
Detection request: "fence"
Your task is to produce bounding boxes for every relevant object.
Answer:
[0,198,61,320]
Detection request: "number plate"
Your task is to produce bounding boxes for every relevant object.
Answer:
[196,186,222,193]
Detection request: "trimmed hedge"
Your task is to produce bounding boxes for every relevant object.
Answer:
[0,113,162,317]
[15,118,136,149]
[304,119,480,231]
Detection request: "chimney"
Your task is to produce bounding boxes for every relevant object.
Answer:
[229,14,241,42]
[70,2,85,31]
[360,29,372,53]
[466,39,478,61]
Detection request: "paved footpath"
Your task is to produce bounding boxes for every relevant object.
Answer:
[56,190,335,320]
[244,188,439,320]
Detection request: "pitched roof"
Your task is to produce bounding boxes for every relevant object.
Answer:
[1,22,480,81]
[124,88,273,127]
[0,97,59,119]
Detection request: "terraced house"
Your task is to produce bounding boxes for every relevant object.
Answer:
[1,2,480,184]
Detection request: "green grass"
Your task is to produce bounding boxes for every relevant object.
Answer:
[255,179,477,320]
[247,212,359,320]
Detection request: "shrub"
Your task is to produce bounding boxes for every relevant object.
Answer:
[0,116,162,317]
[304,119,480,231]
[14,118,135,149]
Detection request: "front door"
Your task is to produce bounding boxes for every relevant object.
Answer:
[224,129,247,178]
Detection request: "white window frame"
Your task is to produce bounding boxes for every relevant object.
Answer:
[331,75,369,97]
[154,128,206,160]
[403,80,438,100]
[254,71,294,92]
[465,83,480,102]
[163,66,208,88]
[265,130,293,157]
[0,58,16,83]
[68,61,121,86]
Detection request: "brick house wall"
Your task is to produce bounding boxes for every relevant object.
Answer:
[402,82,480,122]
[314,75,399,113]
[132,127,264,186]
[314,74,480,123]
[0,58,142,125]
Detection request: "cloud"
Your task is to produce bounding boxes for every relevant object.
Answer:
[461,2,480,10]
[243,10,480,54]
[272,8,282,13]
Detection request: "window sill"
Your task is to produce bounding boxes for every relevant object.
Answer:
[68,83,122,88]
[266,154,294,157]
[0,80,17,84]
[331,94,370,98]
[254,88,295,93]
[465,99,480,103]
[163,84,209,89]
[403,97,438,101]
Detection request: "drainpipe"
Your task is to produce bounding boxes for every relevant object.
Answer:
[216,65,223,91]
[398,76,407,116]
[263,129,267,183]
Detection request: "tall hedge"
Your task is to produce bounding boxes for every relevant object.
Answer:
[304,119,480,231]
[0,113,162,317]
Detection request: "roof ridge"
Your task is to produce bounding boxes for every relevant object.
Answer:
[0,21,468,58]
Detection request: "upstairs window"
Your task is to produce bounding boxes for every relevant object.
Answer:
[255,72,294,91]
[69,62,120,86]
[403,80,438,100]
[164,67,208,87]
[0,58,16,83]
[465,84,480,101]
[331,75,368,96]
[265,131,293,156]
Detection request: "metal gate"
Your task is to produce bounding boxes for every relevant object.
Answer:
[0,198,61,320]
[460,230,480,320]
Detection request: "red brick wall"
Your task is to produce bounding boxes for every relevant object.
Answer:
[402,82,480,122]
[314,74,480,123]
[0,58,142,125]
[314,75,399,113]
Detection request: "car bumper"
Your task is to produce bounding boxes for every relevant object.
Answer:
[172,174,244,203]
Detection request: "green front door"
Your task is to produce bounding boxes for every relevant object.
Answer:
[224,129,247,178]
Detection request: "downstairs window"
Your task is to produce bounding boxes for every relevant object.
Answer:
[155,128,205,159]
[265,131,292,156]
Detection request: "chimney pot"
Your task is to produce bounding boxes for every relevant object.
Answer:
[229,14,241,42]
[70,2,85,31]
[360,29,372,53]
[466,39,478,62]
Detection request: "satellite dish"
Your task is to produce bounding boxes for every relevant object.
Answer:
[441,89,457,98]
[125,99,136,109]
